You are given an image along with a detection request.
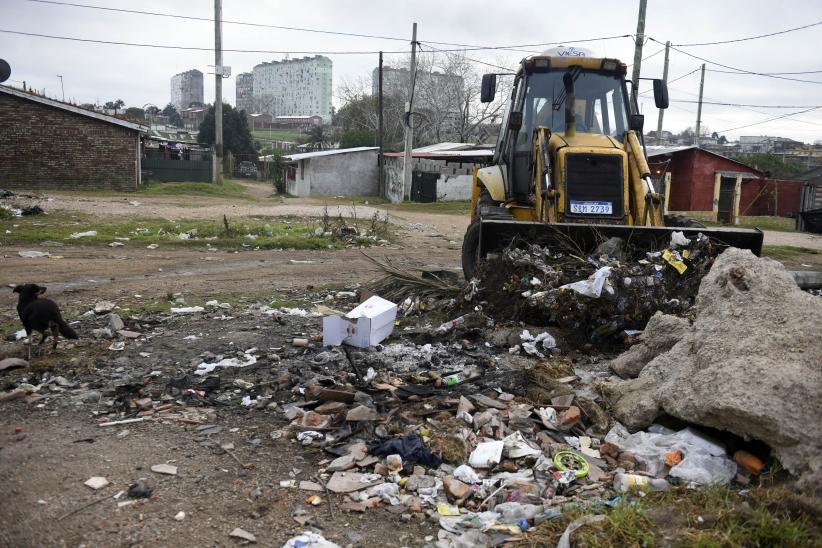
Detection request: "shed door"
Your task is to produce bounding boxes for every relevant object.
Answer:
[717,176,736,224]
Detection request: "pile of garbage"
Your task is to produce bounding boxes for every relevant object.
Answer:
[270,347,764,547]
[605,248,822,492]
[479,233,719,340]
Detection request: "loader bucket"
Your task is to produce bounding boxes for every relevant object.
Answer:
[477,219,764,264]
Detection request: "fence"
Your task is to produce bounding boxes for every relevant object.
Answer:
[142,148,213,183]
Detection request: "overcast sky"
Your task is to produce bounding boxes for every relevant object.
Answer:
[3,0,822,142]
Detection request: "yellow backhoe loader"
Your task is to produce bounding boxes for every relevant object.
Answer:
[462,48,763,278]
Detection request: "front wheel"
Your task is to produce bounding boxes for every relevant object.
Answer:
[461,219,481,280]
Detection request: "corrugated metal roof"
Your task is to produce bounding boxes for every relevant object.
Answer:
[645,145,696,157]
[412,142,477,153]
[281,147,378,162]
[383,149,493,160]
[0,85,147,132]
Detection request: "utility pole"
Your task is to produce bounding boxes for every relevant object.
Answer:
[630,0,648,109]
[56,74,64,101]
[214,0,224,184]
[378,51,384,197]
[400,22,417,203]
[695,63,706,147]
[655,41,670,145]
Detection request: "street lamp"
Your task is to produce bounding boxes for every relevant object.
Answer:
[56,74,64,101]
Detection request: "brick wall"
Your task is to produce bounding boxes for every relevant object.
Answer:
[0,94,140,191]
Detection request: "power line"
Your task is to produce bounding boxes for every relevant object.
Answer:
[707,67,822,76]
[0,28,407,54]
[716,106,822,133]
[24,0,411,43]
[674,100,822,109]
[422,43,513,72]
[672,19,822,47]
[22,0,632,53]
[650,37,822,85]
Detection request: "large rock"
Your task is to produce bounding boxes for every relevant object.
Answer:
[610,313,689,378]
[603,249,822,491]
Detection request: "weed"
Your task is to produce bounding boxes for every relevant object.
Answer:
[137,180,251,199]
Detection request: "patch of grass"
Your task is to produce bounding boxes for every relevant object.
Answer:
[521,486,820,548]
[309,196,389,206]
[392,200,471,215]
[703,216,796,232]
[1,212,389,250]
[762,245,822,260]
[251,129,305,142]
[137,179,251,199]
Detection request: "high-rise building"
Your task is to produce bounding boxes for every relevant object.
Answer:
[235,72,254,113]
[252,56,332,123]
[170,69,204,111]
[371,66,464,112]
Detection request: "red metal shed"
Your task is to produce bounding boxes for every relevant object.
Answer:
[646,146,804,223]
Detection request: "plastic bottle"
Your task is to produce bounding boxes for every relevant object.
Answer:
[443,373,465,386]
[613,473,671,493]
[733,450,766,476]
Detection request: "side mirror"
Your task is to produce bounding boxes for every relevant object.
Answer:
[509,111,523,131]
[480,74,497,103]
[653,79,669,109]
[629,114,645,131]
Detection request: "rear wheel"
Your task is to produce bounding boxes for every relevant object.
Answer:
[664,214,706,229]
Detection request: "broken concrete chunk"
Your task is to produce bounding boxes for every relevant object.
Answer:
[326,472,383,493]
[229,527,256,543]
[469,393,507,410]
[107,313,125,332]
[604,249,822,490]
[345,405,379,422]
[150,463,178,476]
[610,313,690,379]
[314,401,347,414]
[94,301,115,315]
[0,358,28,371]
[84,476,109,490]
[298,480,324,492]
[327,454,357,472]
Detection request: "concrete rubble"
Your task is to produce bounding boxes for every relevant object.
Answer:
[604,249,822,490]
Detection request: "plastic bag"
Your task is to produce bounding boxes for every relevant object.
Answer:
[669,452,737,485]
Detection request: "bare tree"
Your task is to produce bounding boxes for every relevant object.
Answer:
[335,76,406,150]
[397,51,511,144]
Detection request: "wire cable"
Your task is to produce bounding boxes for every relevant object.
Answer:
[649,37,822,85]
[716,106,822,133]
[0,28,407,54]
[674,100,822,109]
[672,19,822,47]
[21,0,633,52]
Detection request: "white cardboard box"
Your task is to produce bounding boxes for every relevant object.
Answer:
[322,295,397,348]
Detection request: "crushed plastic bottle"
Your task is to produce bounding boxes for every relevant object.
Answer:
[613,473,671,493]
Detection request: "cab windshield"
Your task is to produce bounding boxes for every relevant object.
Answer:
[522,69,629,137]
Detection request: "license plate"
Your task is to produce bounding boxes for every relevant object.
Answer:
[570,200,613,215]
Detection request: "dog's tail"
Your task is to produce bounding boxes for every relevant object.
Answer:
[58,320,79,339]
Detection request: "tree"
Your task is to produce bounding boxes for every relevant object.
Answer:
[124,107,145,122]
[104,99,125,115]
[731,153,805,179]
[197,103,256,156]
[339,128,377,148]
[335,78,406,151]
[145,105,161,116]
[162,103,184,127]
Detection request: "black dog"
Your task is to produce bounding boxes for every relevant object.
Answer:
[13,284,78,359]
